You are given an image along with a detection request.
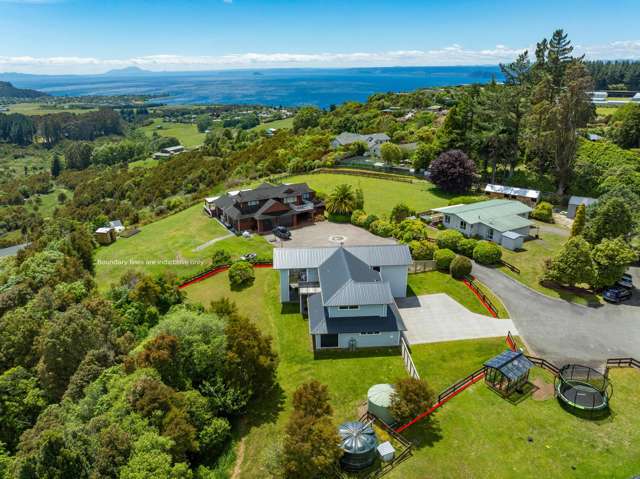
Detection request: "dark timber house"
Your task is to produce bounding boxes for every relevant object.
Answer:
[204,182,324,233]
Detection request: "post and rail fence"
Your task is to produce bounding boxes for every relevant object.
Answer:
[498,259,521,274]
[526,355,561,375]
[463,276,499,317]
[400,335,420,380]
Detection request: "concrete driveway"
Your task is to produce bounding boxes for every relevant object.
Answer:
[265,221,396,248]
[473,264,640,366]
[396,294,517,345]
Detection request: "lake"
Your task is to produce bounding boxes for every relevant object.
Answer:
[2,66,503,108]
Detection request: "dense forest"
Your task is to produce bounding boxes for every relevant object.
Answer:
[0,29,639,478]
[586,60,640,90]
[0,81,48,99]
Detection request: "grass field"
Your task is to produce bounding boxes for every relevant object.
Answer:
[251,117,294,131]
[276,173,453,217]
[183,270,640,478]
[94,204,273,290]
[6,102,98,115]
[29,187,71,219]
[408,271,509,318]
[140,118,206,148]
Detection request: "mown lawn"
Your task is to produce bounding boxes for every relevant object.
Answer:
[183,269,640,479]
[498,229,598,305]
[390,366,640,478]
[251,117,294,131]
[140,118,206,148]
[278,173,453,217]
[408,271,509,318]
[94,204,273,290]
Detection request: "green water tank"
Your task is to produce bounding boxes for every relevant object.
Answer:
[367,383,396,425]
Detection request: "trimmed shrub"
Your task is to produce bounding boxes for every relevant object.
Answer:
[363,214,379,229]
[351,209,367,227]
[472,241,502,265]
[457,238,478,258]
[530,201,554,223]
[409,240,438,260]
[434,248,456,271]
[369,219,395,237]
[390,203,415,223]
[394,219,429,242]
[437,230,464,251]
[228,261,255,289]
[450,255,472,279]
[326,212,351,223]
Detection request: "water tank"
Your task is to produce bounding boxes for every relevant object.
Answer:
[367,383,396,425]
[338,421,378,471]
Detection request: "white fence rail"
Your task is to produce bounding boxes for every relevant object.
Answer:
[400,335,420,380]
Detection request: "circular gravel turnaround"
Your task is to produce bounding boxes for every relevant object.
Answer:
[329,234,347,243]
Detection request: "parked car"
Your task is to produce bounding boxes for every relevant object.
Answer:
[273,226,291,239]
[240,253,257,262]
[617,273,634,290]
[603,286,632,304]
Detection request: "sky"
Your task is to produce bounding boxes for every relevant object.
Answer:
[1,0,639,74]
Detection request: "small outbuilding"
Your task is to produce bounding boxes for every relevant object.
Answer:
[500,230,524,251]
[108,220,125,233]
[567,196,598,219]
[95,227,116,245]
[367,384,396,425]
[484,184,540,207]
[484,350,534,397]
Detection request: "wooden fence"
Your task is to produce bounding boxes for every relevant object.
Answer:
[408,260,437,274]
[400,335,420,380]
[606,357,640,370]
[463,276,498,317]
[526,355,560,375]
[499,259,521,274]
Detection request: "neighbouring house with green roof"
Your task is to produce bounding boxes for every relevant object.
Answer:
[433,199,532,250]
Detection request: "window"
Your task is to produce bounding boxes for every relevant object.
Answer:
[247,200,260,207]
[460,220,467,230]
[302,192,311,200]
[360,331,380,335]
[320,334,339,348]
[488,228,494,239]
[372,266,380,272]
[444,215,450,224]
[283,196,297,204]
[339,305,360,310]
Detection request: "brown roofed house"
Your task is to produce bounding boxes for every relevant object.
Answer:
[203,182,324,233]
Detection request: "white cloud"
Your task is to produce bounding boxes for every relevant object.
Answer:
[1,40,639,74]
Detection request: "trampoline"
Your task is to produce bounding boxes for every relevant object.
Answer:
[555,364,612,411]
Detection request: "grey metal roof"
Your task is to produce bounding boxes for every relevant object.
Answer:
[484,350,533,381]
[339,422,377,454]
[502,231,523,240]
[318,248,393,306]
[273,245,411,270]
[210,182,313,209]
[568,196,598,207]
[308,294,406,334]
[333,132,390,147]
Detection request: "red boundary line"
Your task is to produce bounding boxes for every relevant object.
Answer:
[178,263,273,289]
[462,276,497,318]
[394,371,485,434]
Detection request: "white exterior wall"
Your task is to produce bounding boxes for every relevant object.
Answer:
[328,304,386,318]
[379,265,409,298]
[279,270,290,302]
[337,331,400,348]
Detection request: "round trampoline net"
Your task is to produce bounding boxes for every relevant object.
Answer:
[556,364,611,411]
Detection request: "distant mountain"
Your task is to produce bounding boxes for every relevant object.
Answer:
[0,81,48,98]
[102,66,154,76]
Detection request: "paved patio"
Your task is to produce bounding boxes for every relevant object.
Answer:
[397,293,517,345]
[265,221,396,248]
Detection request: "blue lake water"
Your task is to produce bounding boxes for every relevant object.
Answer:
[2,66,503,108]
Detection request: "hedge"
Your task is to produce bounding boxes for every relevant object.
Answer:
[369,219,395,237]
[437,230,464,251]
[434,248,456,271]
[409,240,438,260]
[530,201,554,223]
[472,241,502,265]
[457,238,478,258]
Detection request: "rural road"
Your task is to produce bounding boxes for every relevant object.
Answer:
[473,264,640,367]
